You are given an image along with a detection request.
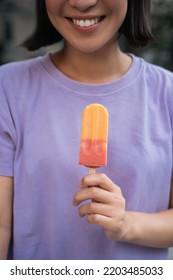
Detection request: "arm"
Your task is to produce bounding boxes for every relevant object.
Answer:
[73,174,173,248]
[0,176,13,259]
[124,180,173,248]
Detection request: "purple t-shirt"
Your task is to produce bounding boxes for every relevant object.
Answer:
[0,54,173,260]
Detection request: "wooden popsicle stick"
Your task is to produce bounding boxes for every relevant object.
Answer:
[88,167,97,202]
[88,167,96,174]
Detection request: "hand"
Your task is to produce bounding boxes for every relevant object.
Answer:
[73,173,127,241]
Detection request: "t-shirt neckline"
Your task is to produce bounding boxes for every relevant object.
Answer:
[39,53,143,96]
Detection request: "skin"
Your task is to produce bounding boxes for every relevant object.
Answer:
[0,176,13,259]
[73,174,173,248]
[45,0,132,83]
[45,0,128,53]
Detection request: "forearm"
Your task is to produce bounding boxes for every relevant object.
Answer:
[0,227,11,259]
[122,208,173,248]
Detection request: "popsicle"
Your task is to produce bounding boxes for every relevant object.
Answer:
[79,103,109,174]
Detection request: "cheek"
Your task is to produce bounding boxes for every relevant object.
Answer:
[45,0,55,12]
[45,0,63,31]
[45,0,55,10]
[111,1,128,30]
[111,0,128,18]
[45,0,64,17]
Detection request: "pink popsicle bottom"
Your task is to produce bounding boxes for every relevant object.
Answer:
[79,139,107,168]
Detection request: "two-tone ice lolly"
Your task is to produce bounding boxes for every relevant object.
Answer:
[79,103,109,173]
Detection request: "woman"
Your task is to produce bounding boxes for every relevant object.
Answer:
[0,0,173,260]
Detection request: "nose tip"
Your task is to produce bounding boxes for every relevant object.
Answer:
[69,0,98,11]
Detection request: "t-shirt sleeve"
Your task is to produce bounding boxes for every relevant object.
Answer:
[0,83,16,177]
[0,116,15,176]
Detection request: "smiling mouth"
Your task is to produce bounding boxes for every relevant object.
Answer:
[68,16,105,28]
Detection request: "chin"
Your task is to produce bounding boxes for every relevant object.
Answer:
[72,42,109,54]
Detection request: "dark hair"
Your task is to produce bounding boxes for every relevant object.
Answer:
[22,0,155,51]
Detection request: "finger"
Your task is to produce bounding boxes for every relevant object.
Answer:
[80,173,122,194]
[78,202,113,218]
[73,186,119,206]
[87,214,125,241]
[86,213,113,229]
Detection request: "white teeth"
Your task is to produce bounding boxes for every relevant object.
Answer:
[72,17,100,28]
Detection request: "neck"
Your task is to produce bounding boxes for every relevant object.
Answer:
[51,42,132,84]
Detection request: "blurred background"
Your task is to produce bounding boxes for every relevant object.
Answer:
[0,0,173,70]
[0,0,173,259]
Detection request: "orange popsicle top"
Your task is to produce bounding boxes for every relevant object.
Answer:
[79,103,108,168]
